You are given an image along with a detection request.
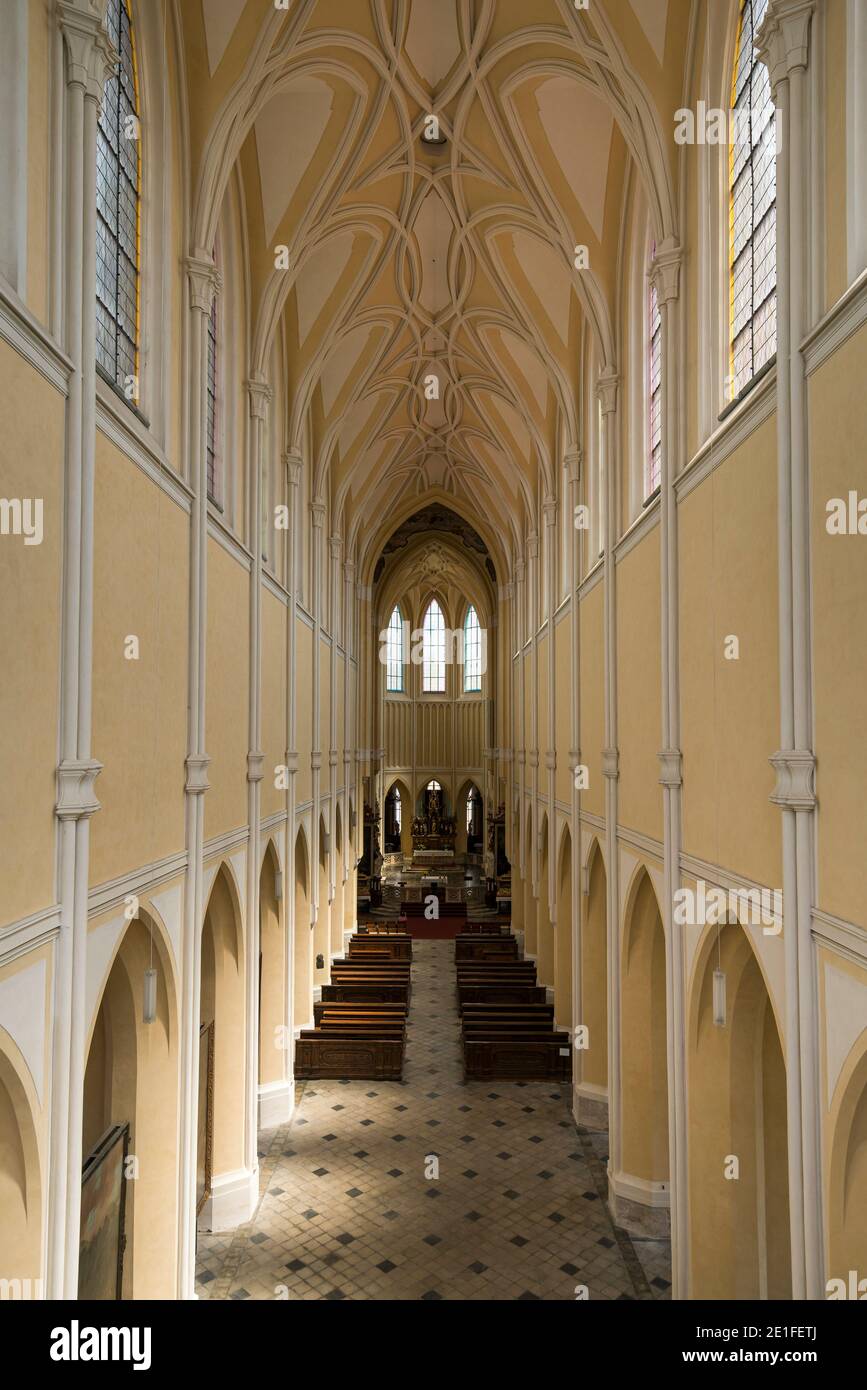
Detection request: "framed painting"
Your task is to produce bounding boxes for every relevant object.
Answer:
[78,1122,130,1300]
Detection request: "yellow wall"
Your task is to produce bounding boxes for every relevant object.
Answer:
[616,534,663,842]
[679,419,781,885]
[0,343,63,924]
[810,323,867,923]
[90,439,189,885]
[205,540,249,838]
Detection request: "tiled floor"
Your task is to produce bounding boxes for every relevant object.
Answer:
[196,940,672,1301]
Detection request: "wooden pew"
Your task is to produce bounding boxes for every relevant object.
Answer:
[312,1006,408,1028]
[295,998,407,1079]
[321,980,409,1007]
[462,1035,572,1082]
[458,984,547,1006]
[454,937,519,962]
[295,1031,404,1080]
[349,933,412,962]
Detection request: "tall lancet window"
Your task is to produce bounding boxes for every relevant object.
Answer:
[463,606,482,692]
[206,244,220,505]
[96,0,141,396]
[729,0,776,399]
[386,605,404,692]
[647,255,662,497]
[422,599,446,693]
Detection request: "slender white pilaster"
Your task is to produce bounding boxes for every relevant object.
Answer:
[50,2,115,1300]
[177,251,220,1298]
[758,0,821,1302]
[652,237,688,1298]
[244,375,270,1185]
[597,371,623,1207]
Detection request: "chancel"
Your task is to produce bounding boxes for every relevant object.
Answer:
[0,0,866,1313]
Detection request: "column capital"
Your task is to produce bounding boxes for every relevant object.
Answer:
[596,371,620,416]
[514,559,526,584]
[311,752,323,772]
[247,751,265,783]
[601,747,620,780]
[56,758,103,821]
[310,500,327,529]
[57,1,117,102]
[343,559,357,581]
[499,582,514,601]
[756,0,815,91]
[246,376,272,420]
[564,445,582,483]
[283,751,300,775]
[526,532,539,559]
[184,754,211,796]
[769,750,816,809]
[658,748,683,788]
[649,237,682,306]
[329,533,342,562]
[284,448,303,487]
[186,255,221,314]
[545,749,557,771]
[542,496,557,528]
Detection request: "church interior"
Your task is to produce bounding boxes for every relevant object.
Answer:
[1,0,866,1308]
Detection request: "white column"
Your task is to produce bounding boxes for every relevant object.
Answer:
[597,371,624,1218]
[564,443,587,1122]
[758,0,821,1302]
[284,448,302,1064]
[310,500,325,984]
[245,375,270,1176]
[652,238,688,1297]
[50,2,115,1300]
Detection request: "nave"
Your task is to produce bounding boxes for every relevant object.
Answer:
[196,941,669,1303]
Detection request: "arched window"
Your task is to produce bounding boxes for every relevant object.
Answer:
[206,244,220,505]
[386,606,404,691]
[729,0,776,400]
[422,599,446,693]
[463,606,482,692]
[96,0,141,396]
[384,785,401,851]
[647,268,662,496]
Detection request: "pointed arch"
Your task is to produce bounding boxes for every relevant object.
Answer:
[421,596,446,693]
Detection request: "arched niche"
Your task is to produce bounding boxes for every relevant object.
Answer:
[687,917,791,1299]
[198,866,245,1232]
[82,911,179,1297]
[620,867,669,1191]
[555,825,573,1029]
[0,1035,42,1289]
[258,841,285,1093]
[293,826,312,1028]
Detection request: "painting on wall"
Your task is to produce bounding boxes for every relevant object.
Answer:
[78,1122,130,1300]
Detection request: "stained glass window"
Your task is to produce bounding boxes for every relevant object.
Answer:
[422,600,446,692]
[386,606,403,691]
[96,0,140,395]
[463,606,482,691]
[730,0,776,399]
[206,287,219,503]
[648,275,662,495]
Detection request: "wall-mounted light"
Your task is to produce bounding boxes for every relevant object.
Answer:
[316,953,325,970]
[143,967,157,1025]
[713,968,727,1028]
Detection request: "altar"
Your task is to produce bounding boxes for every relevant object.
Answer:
[411,786,456,855]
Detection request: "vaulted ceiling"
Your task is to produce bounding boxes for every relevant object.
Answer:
[180,0,690,577]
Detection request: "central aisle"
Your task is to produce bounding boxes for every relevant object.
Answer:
[196,941,668,1301]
